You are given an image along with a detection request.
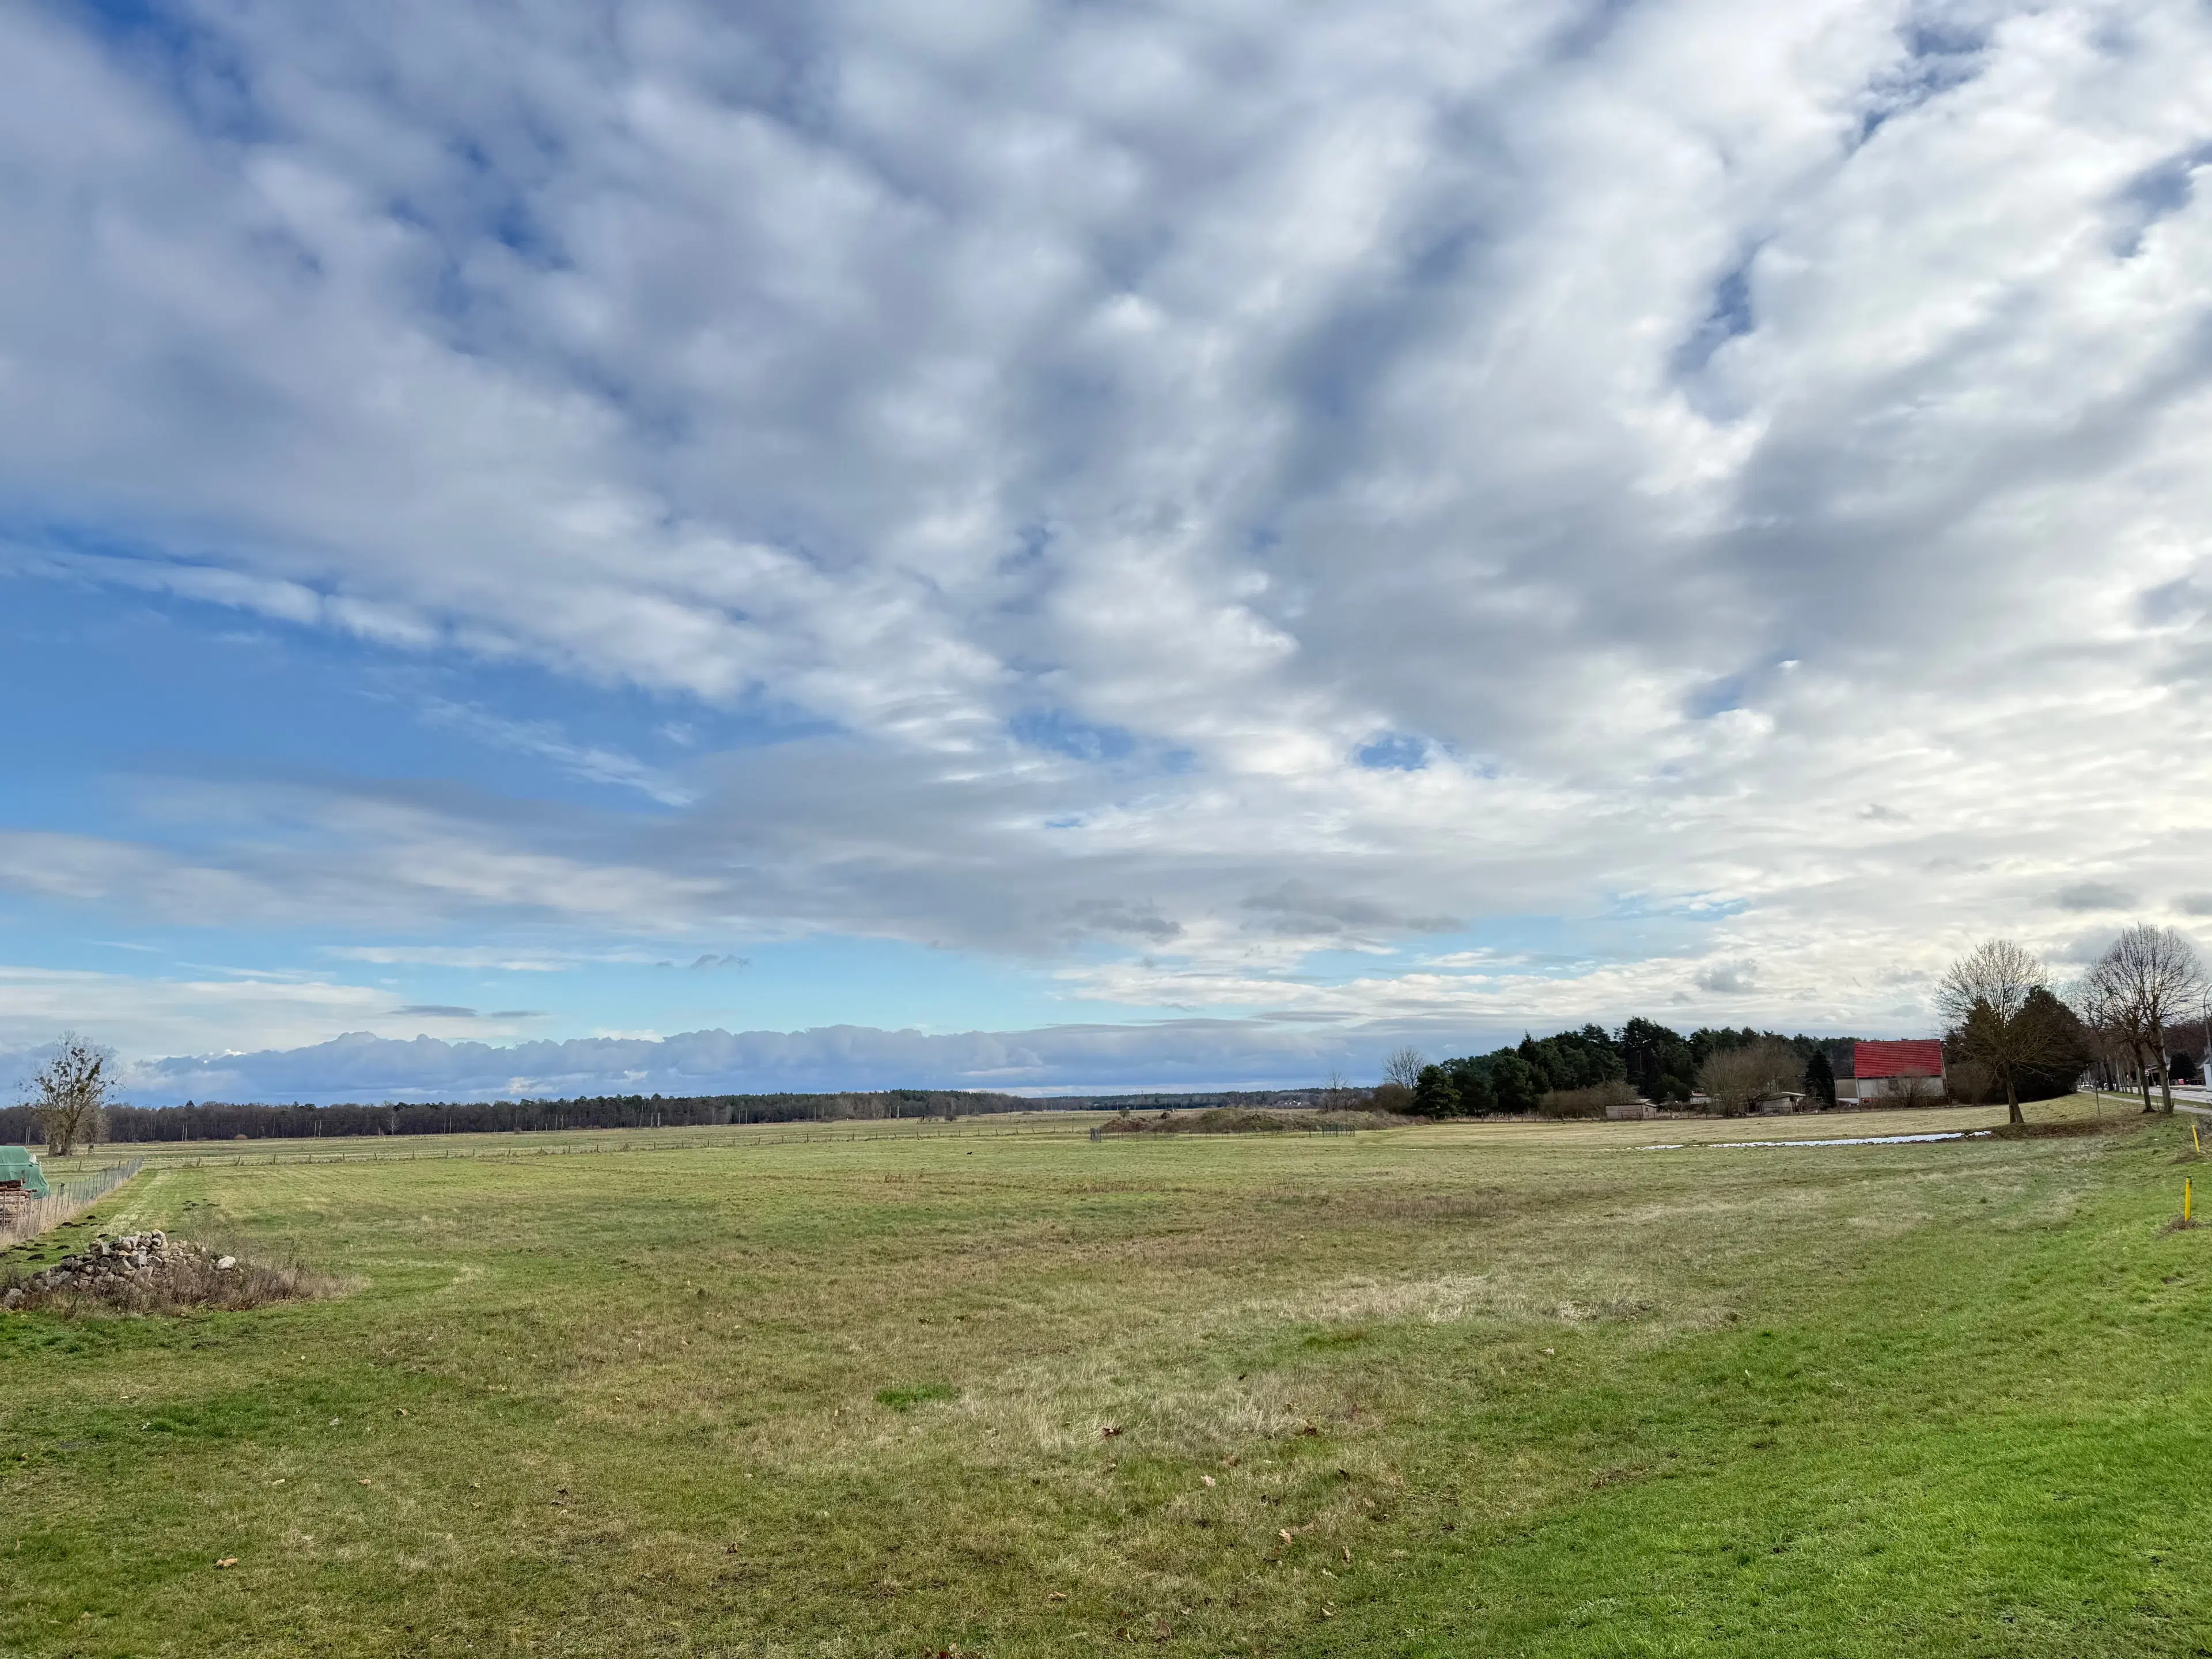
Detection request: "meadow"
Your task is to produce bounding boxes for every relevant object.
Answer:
[4,1096,2210,1656]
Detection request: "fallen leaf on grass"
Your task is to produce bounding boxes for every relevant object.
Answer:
[1202,1475,1216,1488]
[1343,1547,1352,1563]
[1100,1425,1123,1438]
[1047,1591,1067,1602]
[1279,1528,1294,1545]
[214,1558,238,1570]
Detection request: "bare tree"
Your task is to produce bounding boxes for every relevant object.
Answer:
[1320,1069,1352,1111]
[1935,939,2069,1127]
[1890,1073,1940,1111]
[24,1033,114,1157]
[1695,1039,1802,1116]
[1381,1047,1426,1092]
[2086,924,2206,1115]
[2067,972,2135,1098]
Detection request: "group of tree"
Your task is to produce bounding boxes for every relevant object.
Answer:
[1381,1023,1855,1120]
[2071,923,2206,1115]
[1926,925,2207,1124]
[1374,921,2205,1126]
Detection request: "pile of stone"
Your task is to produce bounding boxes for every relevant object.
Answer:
[2,1232,236,1308]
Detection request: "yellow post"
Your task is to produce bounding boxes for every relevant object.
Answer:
[2188,1179,2194,1225]
[2195,1122,2202,1155]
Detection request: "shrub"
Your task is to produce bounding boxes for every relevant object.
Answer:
[1695,1039,1805,1116]
[1185,1109,1287,1134]
[1539,1080,1639,1119]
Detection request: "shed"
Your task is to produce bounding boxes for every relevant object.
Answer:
[1837,1040,1946,1105]
[0,1146,48,1198]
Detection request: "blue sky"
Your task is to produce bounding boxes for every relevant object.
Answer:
[6,0,2212,1101]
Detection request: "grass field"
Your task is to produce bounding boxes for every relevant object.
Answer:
[5,1096,2210,1656]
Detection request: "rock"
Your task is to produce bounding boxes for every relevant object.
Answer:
[216,1256,237,1271]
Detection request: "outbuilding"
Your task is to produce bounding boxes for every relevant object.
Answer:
[1836,1040,1946,1105]
[0,1146,50,1222]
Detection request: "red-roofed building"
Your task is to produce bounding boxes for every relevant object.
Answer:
[1838,1039,1946,1105]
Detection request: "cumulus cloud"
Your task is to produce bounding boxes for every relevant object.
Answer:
[1694,961,1759,996]
[7,0,2212,1078]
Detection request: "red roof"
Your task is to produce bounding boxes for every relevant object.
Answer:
[1853,1039,1944,1080]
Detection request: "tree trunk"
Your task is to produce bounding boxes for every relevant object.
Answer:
[2161,1059,2176,1115]
[2138,1050,2156,1113]
[2005,1075,2022,1127]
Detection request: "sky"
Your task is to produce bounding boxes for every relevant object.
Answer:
[6,0,2212,1104]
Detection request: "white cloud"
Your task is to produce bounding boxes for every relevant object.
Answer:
[0,965,394,1065]
[6,0,2212,1075]
[414,699,696,806]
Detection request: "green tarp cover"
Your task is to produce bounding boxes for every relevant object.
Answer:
[0,1147,49,1197]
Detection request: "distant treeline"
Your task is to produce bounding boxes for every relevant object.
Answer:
[0,1085,1332,1146]
[0,1088,1037,1145]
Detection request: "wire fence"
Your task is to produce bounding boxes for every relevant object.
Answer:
[1088,1123,1360,1141]
[30,1110,1380,1176]
[46,1121,1111,1173]
[21,1113,1378,1179]
[0,1159,145,1249]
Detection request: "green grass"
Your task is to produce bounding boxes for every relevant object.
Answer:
[875,1382,959,1412]
[4,1098,2210,1655]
